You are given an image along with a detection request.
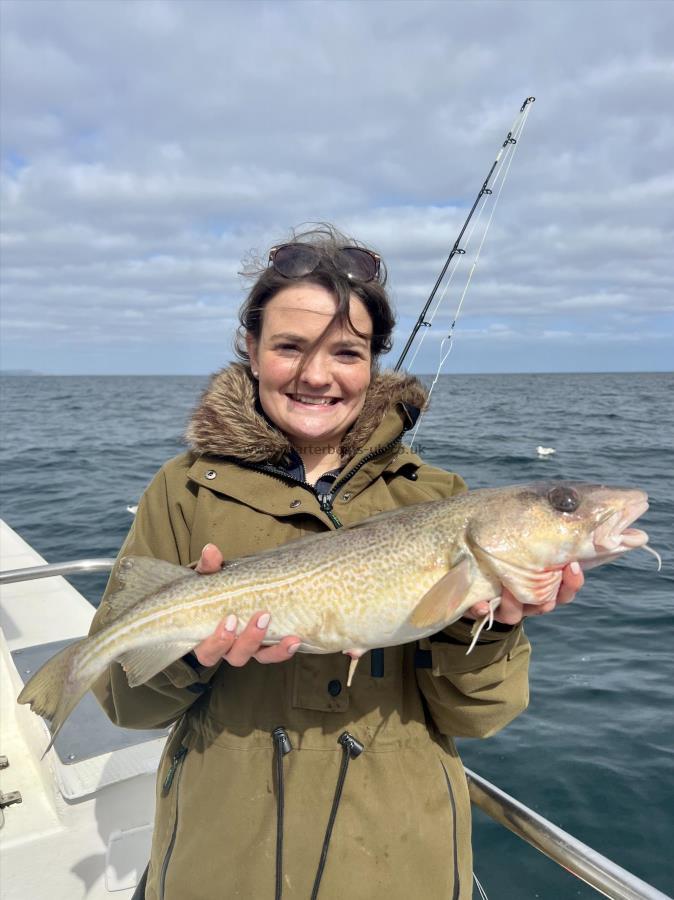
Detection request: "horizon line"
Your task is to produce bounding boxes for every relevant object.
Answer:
[2,369,673,377]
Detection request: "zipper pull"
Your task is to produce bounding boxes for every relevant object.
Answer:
[317,493,343,528]
[163,746,188,793]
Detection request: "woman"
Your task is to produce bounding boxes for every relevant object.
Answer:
[91,226,582,900]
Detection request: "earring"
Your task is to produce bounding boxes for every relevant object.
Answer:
[252,370,259,378]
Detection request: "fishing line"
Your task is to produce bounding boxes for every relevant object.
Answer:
[404,197,484,372]
[473,871,490,900]
[406,99,534,450]
[394,97,534,376]
[404,111,525,372]
[433,107,530,373]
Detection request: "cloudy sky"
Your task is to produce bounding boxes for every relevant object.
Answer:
[1,0,672,374]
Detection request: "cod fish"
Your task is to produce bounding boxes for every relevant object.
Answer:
[18,481,658,751]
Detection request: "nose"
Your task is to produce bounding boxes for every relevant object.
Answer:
[298,351,332,389]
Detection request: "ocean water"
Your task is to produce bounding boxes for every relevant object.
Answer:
[1,372,672,899]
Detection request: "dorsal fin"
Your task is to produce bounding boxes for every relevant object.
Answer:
[106,556,197,620]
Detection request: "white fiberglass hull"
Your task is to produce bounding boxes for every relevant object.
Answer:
[0,520,163,900]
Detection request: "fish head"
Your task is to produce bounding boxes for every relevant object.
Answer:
[465,482,650,605]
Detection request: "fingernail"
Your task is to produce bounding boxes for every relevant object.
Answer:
[224,614,237,633]
[202,543,214,553]
[570,562,581,575]
[287,642,301,655]
[257,612,271,630]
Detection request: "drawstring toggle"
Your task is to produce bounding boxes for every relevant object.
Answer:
[338,731,363,759]
[273,725,293,756]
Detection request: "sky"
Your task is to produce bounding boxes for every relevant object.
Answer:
[1,0,673,375]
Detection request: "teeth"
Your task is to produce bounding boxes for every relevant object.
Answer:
[293,395,335,405]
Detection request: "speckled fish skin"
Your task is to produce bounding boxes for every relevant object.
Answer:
[17,481,650,749]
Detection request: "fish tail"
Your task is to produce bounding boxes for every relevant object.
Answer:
[17,637,94,755]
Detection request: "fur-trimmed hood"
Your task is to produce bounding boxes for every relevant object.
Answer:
[185,363,428,464]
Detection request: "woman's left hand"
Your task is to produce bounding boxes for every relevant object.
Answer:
[467,562,584,626]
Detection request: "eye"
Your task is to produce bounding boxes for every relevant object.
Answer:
[275,342,301,353]
[547,485,580,513]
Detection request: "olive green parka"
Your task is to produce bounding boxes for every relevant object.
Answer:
[91,365,530,900]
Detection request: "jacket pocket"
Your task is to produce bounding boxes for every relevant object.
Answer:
[158,745,189,900]
[292,653,350,712]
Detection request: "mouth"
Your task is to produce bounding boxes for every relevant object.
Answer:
[287,394,341,408]
[593,493,650,555]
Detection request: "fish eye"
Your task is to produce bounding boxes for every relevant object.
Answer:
[547,486,580,513]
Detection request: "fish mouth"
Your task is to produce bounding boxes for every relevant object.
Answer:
[593,493,650,556]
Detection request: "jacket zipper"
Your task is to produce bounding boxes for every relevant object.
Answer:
[314,435,403,527]
[159,746,188,900]
[240,433,404,531]
[328,435,403,497]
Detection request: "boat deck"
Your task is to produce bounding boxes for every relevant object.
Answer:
[0,520,164,899]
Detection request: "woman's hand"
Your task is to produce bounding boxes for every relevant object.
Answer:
[193,544,302,667]
[466,562,584,626]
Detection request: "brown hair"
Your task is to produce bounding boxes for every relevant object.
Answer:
[235,223,395,369]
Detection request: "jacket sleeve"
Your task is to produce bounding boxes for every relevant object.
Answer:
[89,461,221,731]
[409,462,532,739]
[415,621,530,738]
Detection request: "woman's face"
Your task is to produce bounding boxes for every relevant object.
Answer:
[246,284,373,452]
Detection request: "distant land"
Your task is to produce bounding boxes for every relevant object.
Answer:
[0,369,43,376]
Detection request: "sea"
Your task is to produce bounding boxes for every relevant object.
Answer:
[1,372,672,899]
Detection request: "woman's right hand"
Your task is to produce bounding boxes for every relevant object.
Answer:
[193,544,302,667]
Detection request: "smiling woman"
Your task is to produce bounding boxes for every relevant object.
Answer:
[246,284,374,481]
[88,224,583,900]
[234,226,395,482]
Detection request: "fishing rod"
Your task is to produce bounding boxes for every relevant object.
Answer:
[394,96,535,373]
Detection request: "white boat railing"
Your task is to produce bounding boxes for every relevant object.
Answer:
[1,560,671,900]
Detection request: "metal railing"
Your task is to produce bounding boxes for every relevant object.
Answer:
[0,559,116,585]
[465,768,671,900]
[1,559,671,900]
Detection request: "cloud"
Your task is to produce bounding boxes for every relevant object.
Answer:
[1,0,673,373]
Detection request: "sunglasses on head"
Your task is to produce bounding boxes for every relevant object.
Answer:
[268,243,381,283]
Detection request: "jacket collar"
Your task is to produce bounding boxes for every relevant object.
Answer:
[185,363,428,465]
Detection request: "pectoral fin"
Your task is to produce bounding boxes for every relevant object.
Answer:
[409,558,472,628]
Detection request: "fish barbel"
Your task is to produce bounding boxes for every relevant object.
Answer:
[18,481,657,751]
